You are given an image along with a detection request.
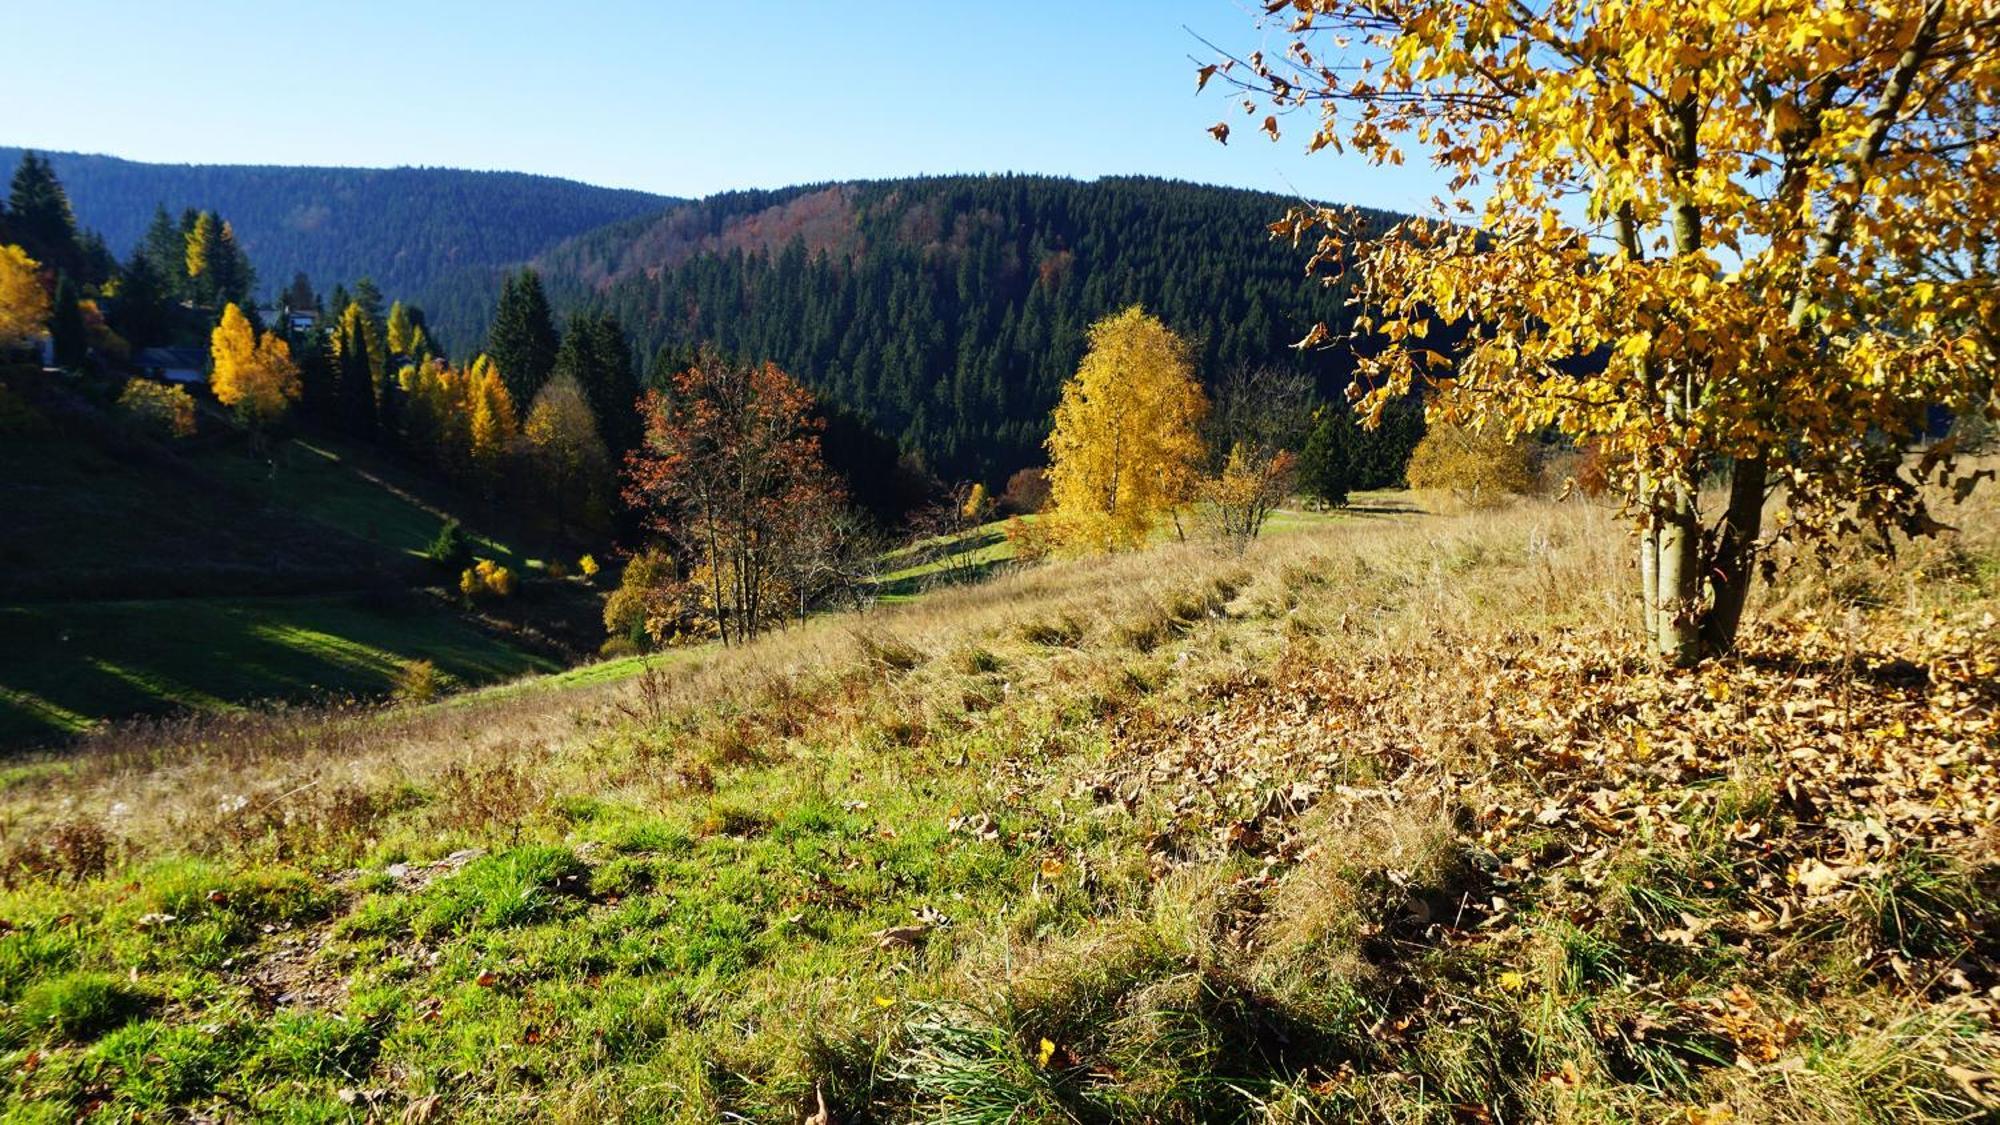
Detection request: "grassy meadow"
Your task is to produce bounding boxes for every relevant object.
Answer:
[0,473,1994,1122]
[0,392,557,749]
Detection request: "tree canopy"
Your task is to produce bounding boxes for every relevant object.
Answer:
[1044,306,1209,551]
[1219,0,2000,664]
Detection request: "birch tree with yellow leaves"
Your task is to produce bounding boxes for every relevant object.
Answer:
[1211,0,2000,664]
[1044,305,1209,550]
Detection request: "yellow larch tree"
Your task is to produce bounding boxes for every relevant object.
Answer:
[209,303,301,434]
[0,245,51,349]
[1044,305,1209,550]
[1217,0,2000,664]
[467,354,519,491]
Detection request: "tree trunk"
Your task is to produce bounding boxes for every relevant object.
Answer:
[1699,457,1766,657]
[1653,480,1703,667]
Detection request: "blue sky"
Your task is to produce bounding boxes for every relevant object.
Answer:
[9,0,1445,212]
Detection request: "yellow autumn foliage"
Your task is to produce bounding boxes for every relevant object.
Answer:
[0,244,51,349]
[1044,305,1208,551]
[209,303,299,427]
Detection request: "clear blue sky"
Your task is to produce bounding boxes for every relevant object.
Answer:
[7,0,1444,212]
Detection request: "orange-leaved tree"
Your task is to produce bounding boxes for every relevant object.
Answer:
[209,303,300,437]
[0,244,51,349]
[626,351,845,645]
[1044,305,1209,550]
[1212,0,2000,664]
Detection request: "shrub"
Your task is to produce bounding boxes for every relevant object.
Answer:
[459,558,515,600]
[544,558,571,580]
[578,553,600,581]
[425,520,472,570]
[393,659,445,704]
[603,549,708,645]
[1406,419,1535,510]
[116,379,196,439]
[998,467,1051,514]
[1004,515,1054,563]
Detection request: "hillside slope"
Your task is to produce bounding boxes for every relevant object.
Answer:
[0,147,675,316]
[434,174,1402,479]
[2,483,1993,1121]
[0,376,559,746]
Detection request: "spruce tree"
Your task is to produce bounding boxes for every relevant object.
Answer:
[48,275,87,369]
[113,250,173,350]
[487,269,558,407]
[141,206,186,297]
[1298,407,1356,509]
[6,153,82,277]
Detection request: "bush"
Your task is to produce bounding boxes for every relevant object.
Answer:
[425,520,472,570]
[459,558,515,600]
[1004,515,1054,563]
[393,659,446,704]
[1406,419,1535,510]
[602,549,708,645]
[115,379,196,439]
[999,467,1051,514]
[577,553,600,582]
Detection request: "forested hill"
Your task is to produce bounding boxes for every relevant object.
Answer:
[439,174,1403,481]
[0,147,675,311]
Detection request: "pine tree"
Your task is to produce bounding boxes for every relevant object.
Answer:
[488,269,558,407]
[335,302,379,438]
[112,248,173,350]
[552,311,638,459]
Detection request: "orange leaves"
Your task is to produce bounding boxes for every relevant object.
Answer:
[1207,121,1231,145]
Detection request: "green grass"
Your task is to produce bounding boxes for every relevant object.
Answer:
[195,436,524,568]
[0,594,554,746]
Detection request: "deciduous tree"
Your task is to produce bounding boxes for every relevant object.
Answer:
[1217,0,2000,664]
[625,352,844,644]
[524,373,611,539]
[0,244,50,349]
[210,302,300,435]
[1043,305,1208,550]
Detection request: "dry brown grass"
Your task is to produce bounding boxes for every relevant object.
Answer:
[4,467,1995,1121]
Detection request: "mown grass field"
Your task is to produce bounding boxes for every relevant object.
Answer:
[0,479,1995,1122]
[0,594,557,745]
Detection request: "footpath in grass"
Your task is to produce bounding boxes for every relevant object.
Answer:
[0,594,555,746]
